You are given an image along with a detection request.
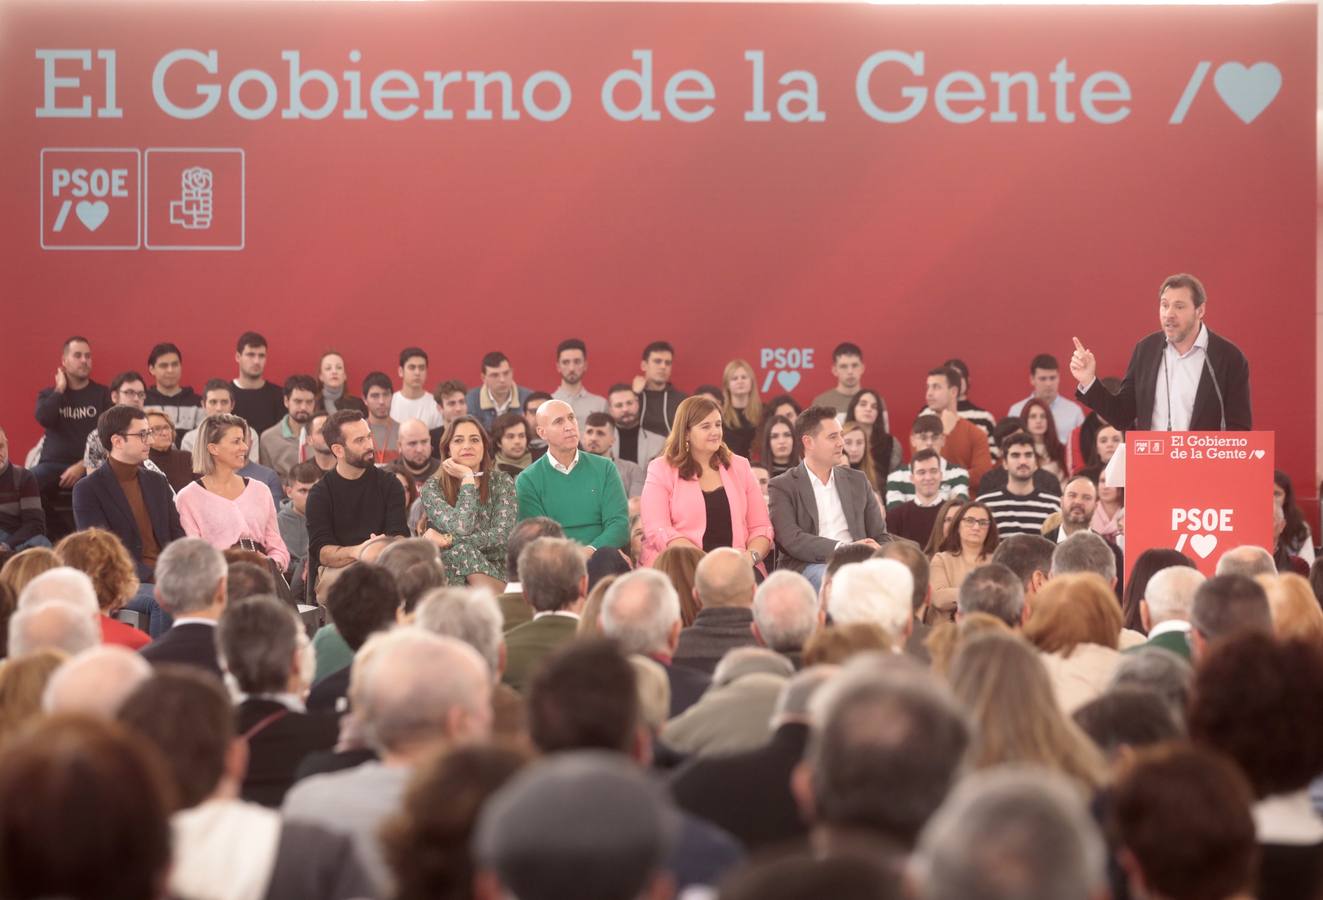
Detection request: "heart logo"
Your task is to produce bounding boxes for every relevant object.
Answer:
[1252,449,1265,460]
[1189,533,1219,560]
[1213,62,1282,124]
[776,370,801,391]
[75,200,109,232]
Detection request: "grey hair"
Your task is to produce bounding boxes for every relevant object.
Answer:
[957,563,1025,628]
[1214,545,1276,578]
[17,567,98,616]
[1109,647,1194,728]
[753,571,819,652]
[628,654,671,734]
[827,559,914,639]
[42,645,152,716]
[518,537,586,613]
[192,413,250,475]
[1050,532,1116,584]
[414,587,504,676]
[771,665,838,725]
[350,629,491,753]
[911,767,1106,900]
[600,569,681,656]
[217,595,300,694]
[1143,566,1206,624]
[376,537,442,577]
[8,601,100,658]
[155,538,226,615]
[712,647,794,687]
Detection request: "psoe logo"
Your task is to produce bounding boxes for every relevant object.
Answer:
[1132,440,1164,456]
[759,347,815,394]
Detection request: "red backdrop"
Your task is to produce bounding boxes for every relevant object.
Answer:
[1,2,1315,504]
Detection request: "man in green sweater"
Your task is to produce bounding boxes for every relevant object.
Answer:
[516,400,629,557]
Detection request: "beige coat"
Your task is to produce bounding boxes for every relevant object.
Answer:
[928,551,987,618]
[1039,643,1122,714]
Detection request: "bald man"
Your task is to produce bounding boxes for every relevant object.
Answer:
[673,548,759,675]
[394,418,439,488]
[515,400,629,558]
[43,645,152,717]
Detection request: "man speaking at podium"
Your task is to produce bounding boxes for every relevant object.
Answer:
[1069,273,1252,432]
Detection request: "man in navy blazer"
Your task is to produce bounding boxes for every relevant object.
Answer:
[768,407,889,591]
[73,405,186,634]
[1070,274,1252,432]
[139,538,228,678]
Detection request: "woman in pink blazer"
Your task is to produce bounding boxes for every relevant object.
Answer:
[640,395,774,570]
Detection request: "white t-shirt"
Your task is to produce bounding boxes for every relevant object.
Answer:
[390,392,444,429]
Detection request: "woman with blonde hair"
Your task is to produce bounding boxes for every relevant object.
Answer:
[926,612,1012,678]
[1024,573,1123,713]
[0,650,66,744]
[316,350,357,414]
[640,396,773,572]
[653,544,704,626]
[54,529,149,650]
[0,546,59,598]
[1257,572,1323,646]
[720,359,763,459]
[949,631,1106,790]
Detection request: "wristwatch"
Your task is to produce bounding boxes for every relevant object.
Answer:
[749,549,763,565]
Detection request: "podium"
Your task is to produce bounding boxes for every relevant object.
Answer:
[1118,432,1275,582]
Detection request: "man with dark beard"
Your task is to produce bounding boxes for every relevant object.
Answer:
[259,374,319,481]
[607,384,665,467]
[305,411,409,583]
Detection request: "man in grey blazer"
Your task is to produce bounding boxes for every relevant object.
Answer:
[768,406,889,591]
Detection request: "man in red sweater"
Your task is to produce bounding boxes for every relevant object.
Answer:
[924,366,992,489]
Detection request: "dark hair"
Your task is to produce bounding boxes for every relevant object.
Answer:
[518,537,586,613]
[1191,575,1272,643]
[0,716,173,900]
[827,542,878,579]
[641,341,674,361]
[938,502,999,557]
[322,409,366,450]
[607,382,636,399]
[202,378,235,403]
[433,379,467,401]
[765,394,802,417]
[845,389,894,475]
[490,411,527,447]
[1121,549,1197,634]
[925,499,966,557]
[556,338,586,359]
[435,416,494,506]
[282,374,319,400]
[362,371,393,395]
[225,562,276,603]
[1273,470,1309,556]
[528,638,637,754]
[942,358,969,383]
[758,414,800,469]
[795,405,839,446]
[694,384,723,403]
[990,416,1025,455]
[990,535,1056,590]
[61,335,91,354]
[399,346,428,368]
[1107,743,1256,900]
[506,518,565,582]
[832,342,863,362]
[661,396,731,481]
[584,412,613,430]
[1160,273,1207,308]
[480,351,509,372]
[1072,690,1180,758]
[110,370,146,393]
[236,331,266,353]
[1020,398,1067,474]
[998,430,1036,456]
[117,668,233,809]
[720,856,902,900]
[1189,632,1323,797]
[325,563,401,651]
[910,448,941,471]
[97,405,148,452]
[911,414,943,437]
[286,460,324,488]
[396,561,448,615]
[146,342,181,368]
[877,539,931,613]
[524,392,552,411]
[216,595,299,694]
[957,563,1024,627]
[926,366,961,390]
[1029,353,1058,374]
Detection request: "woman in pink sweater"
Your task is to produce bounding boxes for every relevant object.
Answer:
[175,414,289,570]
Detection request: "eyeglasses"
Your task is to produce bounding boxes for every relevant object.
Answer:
[147,426,172,436]
[120,429,154,442]
[961,517,991,529]
[117,389,147,400]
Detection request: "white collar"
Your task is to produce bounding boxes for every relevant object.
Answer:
[547,449,580,475]
[803,461,835,488]
[171,617,218,628]
[236,691,306,714]
[1147,619,1191,639]
[1255,790,1323,845]
[534,610,581,621]
[1167,322,1210,359]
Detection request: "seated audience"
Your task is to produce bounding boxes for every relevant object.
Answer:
[495,517,564,632]
[1110,647,1193,728]
[885,449,947,546]
[608,383,667,466]
[143,410,193,490]
[178,413,290,573]
[811,342,870,417]
[827,559,915,650]
[143,341,203,444]
[1188,573,1273,663]
[583,412,646,500]
[802,622,893,665]
[720,358,763,459]
[1129,564,1205,659]
[1214,544,1277,578]
[944,357,997,440]
[1024,573,1124,712]
[491,411,533,477]
[979,432,1061,536]
[1259,572,1323,645]
[308,563,402,716]
[925,612,1011,678]
[949,632,1106,789]
[0,650,66,738]
[664,648,793,756]
[501,536,588,692]
[32,336,112,521]
[673,548,759,675]
[361,371,400,463]
[181,379,261,463]
[396,418,441,488]
[1070,688,1181,762]
[989,533,1055,601]
[40,644,151,718]
[1120,547,1197,634]
[1189,632,1323,900]
[751,570,821,666]
[1020,397,1072,483]
[257,374,318,480]
[53,528,150,649]
[884,415,971,509]
[1274,469,1315,566]
[278,459,322,599]
[139,538,227,676]
[928,501,999,619]
[316,350,356,414]
[420,416,517,592]
[0,425,49,554]
[654,543,704,626]
[767,406,886,590]
[840,420,880,492]
[1093,479,1124,545]
[956,562,1026,629]
[923,366,992,488]
[391,347,445,429]
[720,855,903,900]
[847,387,901,475]
[878,538,936,659]
[758,413,800,477]
[467,351,534,432]
[923,497,965,556]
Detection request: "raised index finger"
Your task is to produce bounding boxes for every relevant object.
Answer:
[1072,337,1086,353]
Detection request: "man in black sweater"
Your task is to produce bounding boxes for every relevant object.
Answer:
[305,411,409,599]
[32,336,112,527]
[143,342,203,446]
[230,331,285,436]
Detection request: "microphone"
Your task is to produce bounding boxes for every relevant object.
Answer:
[1202,354,1227,431]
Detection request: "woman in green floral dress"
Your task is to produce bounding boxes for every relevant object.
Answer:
[419,416,517,593]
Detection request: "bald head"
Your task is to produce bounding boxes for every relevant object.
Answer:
[398,418,431,465]
[18,567,98,616]
[601,569,681,656]
[43,646,152,717]
[535,399,579,453]
[8,601,100,658]
[695,548,756,609]
[1214,545,1276,578]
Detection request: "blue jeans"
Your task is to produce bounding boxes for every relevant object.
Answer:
[123,582,171,638]
[0,530,53,552]
[801,563,828,593]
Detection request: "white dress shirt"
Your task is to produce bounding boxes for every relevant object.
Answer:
[805,463,853,544]
[547,448,580,475]
[1153,323,1209,432]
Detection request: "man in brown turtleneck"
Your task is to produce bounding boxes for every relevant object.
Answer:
[73,404,187,636]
